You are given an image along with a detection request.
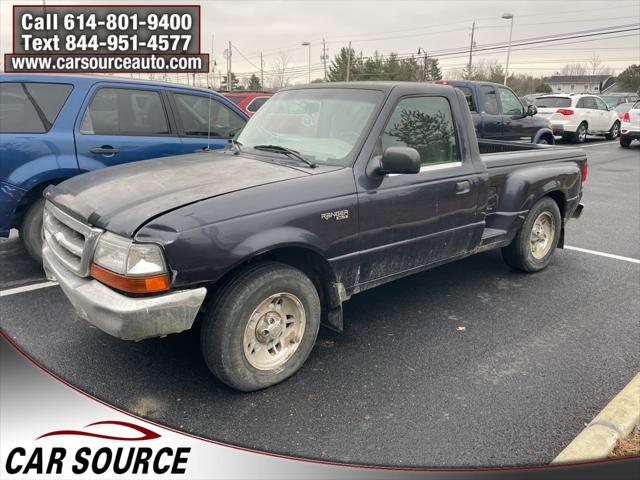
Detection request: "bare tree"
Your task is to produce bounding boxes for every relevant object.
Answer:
[588,54,601,76]
[561,63,587,76]
[270,52,291,90]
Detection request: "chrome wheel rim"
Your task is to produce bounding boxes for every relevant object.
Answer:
[243,292,306,371]
[612,123,619,137]
[530,212,555,260]
[578,125,587,142]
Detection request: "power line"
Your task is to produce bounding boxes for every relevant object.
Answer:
[221,6,638,62]
[230,26,639,78]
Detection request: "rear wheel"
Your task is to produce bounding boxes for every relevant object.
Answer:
[619,135,632,148]
[200,262,321,391]
[570,122,588,143]
[502,197,561,273]
[605,121,620,140]
[20,198,45,264]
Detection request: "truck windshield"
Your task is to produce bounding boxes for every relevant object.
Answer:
[236,88,384,166]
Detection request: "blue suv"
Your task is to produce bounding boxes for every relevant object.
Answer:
[0,73,248,261]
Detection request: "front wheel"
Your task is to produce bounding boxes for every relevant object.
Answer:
[20,197,45,264]
[200,262,321,391]
[605,121,620,140]
[502,197,561,273]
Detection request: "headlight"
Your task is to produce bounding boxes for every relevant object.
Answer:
[93,232,166,277]
[92,232,169,293]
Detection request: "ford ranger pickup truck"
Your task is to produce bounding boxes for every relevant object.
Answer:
[42,82,587,391]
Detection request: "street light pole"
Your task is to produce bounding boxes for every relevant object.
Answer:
[502,13,514,85]
[301,42,311,84]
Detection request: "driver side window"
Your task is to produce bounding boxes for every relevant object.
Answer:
[382,96,460,166]
[498,88,524,116]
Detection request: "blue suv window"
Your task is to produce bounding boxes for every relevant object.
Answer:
[173,93,245,138]
[0,82,72,133]
[80,88,169,135]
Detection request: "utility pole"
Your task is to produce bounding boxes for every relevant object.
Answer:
[227,40,232,92]
[322,38,327,81]
[467,20,475,79]
[346,41,351,82]
[418,47,428,81]
[260,52,264,89]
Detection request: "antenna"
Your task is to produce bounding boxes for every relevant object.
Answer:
[206,93,212,151]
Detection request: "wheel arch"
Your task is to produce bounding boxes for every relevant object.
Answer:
[12,176,73,229]
[533,128,555,144]
[207,243,345,332]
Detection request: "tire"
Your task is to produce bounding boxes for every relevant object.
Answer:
[20,197,45,264]
[200,261,321,391]
[537,138,550,145]
[619,135,632,148]
[569,122,588,143]
[605,121,620,140]
[502,197,561,273]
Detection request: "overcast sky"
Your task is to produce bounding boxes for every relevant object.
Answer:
[1,0,638,86]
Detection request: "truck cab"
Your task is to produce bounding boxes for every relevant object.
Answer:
[0,73,248,261]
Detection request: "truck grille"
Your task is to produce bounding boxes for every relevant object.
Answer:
[43,201,103,277]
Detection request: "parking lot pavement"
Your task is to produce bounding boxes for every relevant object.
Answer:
[1,139,638,467]
[564,139,640,259]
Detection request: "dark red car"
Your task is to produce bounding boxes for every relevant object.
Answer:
[223,91,273,116]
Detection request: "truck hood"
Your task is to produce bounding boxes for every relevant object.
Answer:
[48,152,308,237]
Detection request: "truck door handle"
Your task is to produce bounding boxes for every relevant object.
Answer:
[90,146,119,155]
[456,180,471,194]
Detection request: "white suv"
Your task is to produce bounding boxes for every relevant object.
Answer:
[534,94,620,143]
[619,101,640,148]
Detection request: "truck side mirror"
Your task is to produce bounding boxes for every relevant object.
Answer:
[527,104,538,116]
[378,147,421,175]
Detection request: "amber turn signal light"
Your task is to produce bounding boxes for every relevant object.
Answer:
[90,263,169,294]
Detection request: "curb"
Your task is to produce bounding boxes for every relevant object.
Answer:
[552,372,640,464]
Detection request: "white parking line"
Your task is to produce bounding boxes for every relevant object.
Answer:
[564,246,640,264]
[578,141,618,148]
[0,281,58,298]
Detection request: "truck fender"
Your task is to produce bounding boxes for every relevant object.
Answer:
[230,226,327,260]
[500,163,581,215]
[532,128,555,144]
[229,227,344,332]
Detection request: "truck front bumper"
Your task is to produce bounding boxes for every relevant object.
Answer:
[43,244,207,341]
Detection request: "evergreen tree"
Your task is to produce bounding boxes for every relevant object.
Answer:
[617,65,640,92]
[247,74,261,90]
[427,58,442,81]
[221,72,239,91]
[328,47,362,82]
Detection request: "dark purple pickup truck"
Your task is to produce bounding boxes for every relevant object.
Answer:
[42,82,587,391]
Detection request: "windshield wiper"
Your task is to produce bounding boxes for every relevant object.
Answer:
[253,145,317,168]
